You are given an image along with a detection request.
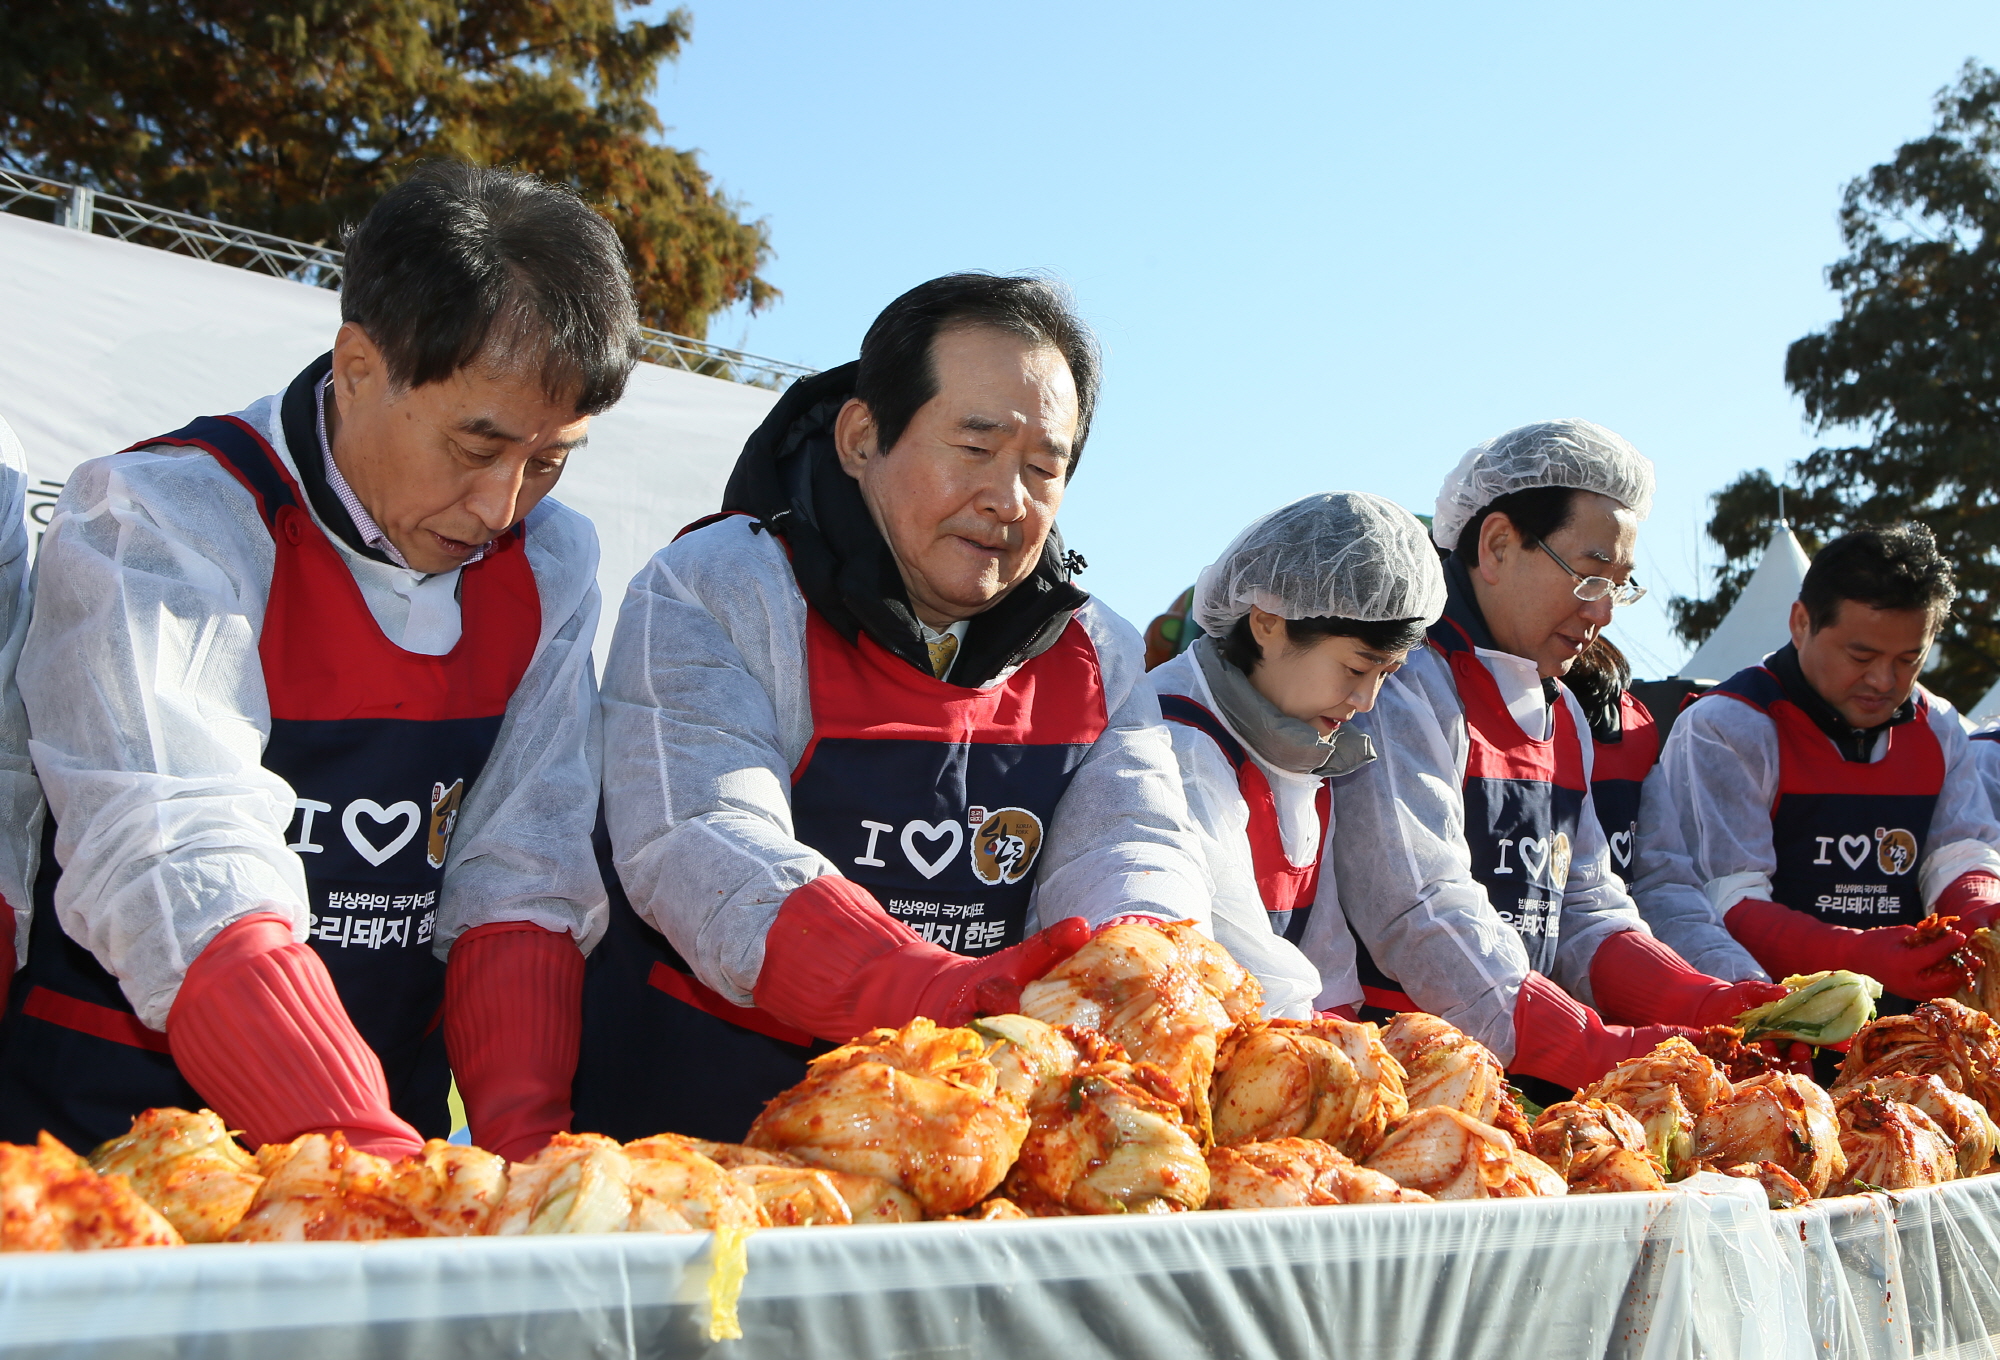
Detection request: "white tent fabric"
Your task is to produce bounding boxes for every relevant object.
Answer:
[1967,676,2000,725]
[0,211,781,664]
[1678,524,1812,681]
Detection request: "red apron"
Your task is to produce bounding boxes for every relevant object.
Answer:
[0,414,539,1151]
[1355,618,1587,1012]
[1589,691,1660,885]
[1159,692,1328,941]
[575,589,1109,1143]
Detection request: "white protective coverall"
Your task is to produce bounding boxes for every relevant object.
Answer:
[598,514,1215,1010]
[1634,667,2000,978]
[1328,633,1656,1061]
[18,389,607,1030]
[1149,647,1345,1017]
[0,414,43,974]
[1968,718,2000,817]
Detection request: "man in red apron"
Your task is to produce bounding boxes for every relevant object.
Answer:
[0,164,631,1160]
[574,275,1214,1141]
[1636,525,2000,1011]
[1327,421,1786,1095]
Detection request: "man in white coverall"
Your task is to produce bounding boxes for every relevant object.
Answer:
[1149,492,1447,1020]
[1328,422,1787,1094]
[0,415,44,1025]
[573,274,1215,1141]
[0,164,624,1160]
[1635,524,2000,1013]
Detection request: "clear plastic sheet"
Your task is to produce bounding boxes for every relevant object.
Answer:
[1772,1175,2000,1360]
[0,1187,1769,1359]
[1,1178,1994,1360]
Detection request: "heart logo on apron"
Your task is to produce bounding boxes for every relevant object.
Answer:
[900,819,964,880]
[1609,828,1633,868]
[1838,834,1871,870]
[343,799,422,867]
[1518,836,1550,882]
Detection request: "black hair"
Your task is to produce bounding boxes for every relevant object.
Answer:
[1453,485,1578,565]
[853,273,1101,470]
[1219,613,1429,676]
[1564,634,1631,744]
[1798,523,1956,633]
[340,161,642,415]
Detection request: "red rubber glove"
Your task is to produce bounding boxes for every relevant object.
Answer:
[0,899,14,1020]
[1933,871,2000,933]
[1318,1004,1361,1022]
[1509,972,1698,1092]
[444,921,584,1164]
[1588,928,1788,1028]
[168,913,422,1159]
[1725,897,1968,1000]
[752,875,1091,1043]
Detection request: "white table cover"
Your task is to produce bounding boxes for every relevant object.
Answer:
[1,1176,1994,1359]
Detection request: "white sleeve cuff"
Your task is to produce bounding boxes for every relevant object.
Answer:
[1921,840,2000,907]
[1704,870,1773,915]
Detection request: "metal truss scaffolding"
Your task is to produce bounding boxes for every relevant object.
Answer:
[0,168,814,389]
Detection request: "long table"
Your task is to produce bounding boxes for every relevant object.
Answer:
[2,1175,1995,1359]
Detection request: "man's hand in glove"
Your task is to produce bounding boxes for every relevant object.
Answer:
[1933,871,2000,934]
[1589,928,1788,1028]
[1727,897,1968,1001]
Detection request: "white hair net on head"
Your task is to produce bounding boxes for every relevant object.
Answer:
[1431,419,1655,551]
[1192,491,1447,637]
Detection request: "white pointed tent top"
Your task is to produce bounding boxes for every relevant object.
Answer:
[1968,675,2000,724]
[1676,523,1813,681]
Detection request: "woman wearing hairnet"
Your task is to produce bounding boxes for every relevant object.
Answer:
[1328,422,1786,1093]
[1150,493,1443,1018]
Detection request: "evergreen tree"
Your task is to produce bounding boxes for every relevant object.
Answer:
[0,1,774,338]
[1672,62,2000,707]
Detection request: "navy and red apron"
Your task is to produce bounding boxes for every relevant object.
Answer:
[1356,617,1587,1013]
[1590,691,1660,886]
[573,597,1107,1143]
[0,415,538,1151]
[1158,693,1328,941]
[1707,667,1941,934]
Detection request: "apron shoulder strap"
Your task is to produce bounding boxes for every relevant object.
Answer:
[1159,693,1251,772]
[1705,665,1784,715]
[127,415,302,535]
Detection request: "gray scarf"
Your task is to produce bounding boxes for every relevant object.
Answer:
[1193,636,1378,777]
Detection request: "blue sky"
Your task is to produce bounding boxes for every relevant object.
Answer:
[643,2,1999,677]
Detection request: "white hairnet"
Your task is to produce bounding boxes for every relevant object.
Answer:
[1431,419,1655,551]
[1193,491,1447,637]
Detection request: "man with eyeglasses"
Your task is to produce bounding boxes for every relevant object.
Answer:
[1634,525,2000,1016]
[1326,421,1784,1096]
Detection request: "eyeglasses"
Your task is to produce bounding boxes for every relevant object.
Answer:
[1536,540,1647,607]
